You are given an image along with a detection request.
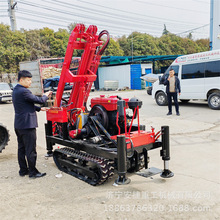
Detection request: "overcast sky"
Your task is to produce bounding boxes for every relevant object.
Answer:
[0,0,210,39]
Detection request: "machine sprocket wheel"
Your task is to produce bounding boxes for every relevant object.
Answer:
[0,123,10,153]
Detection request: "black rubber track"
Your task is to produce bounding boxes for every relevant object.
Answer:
[53,147,114,186]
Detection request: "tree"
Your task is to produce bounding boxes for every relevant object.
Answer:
[162,24,169,35]
[118,35,130,56]
[187,32,193,39]
[40,28,55,58]
[0,24,29,73]
[24,29,44,60]
[124,32,160,56]
[195,39,209,51]
[0,23,211,74]
[51,29,69,57]
[103,38,124,56]
[68,23,78,34]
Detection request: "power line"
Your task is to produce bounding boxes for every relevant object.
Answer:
[18,0,197,30]
[135,0,208,14]
[16,16,67,28]
[17,0,207,36]
[16,10,153,36]
[192,0,209,4]
[177,24,209,35]
[50,0,157,26]
[15,15,134,36]
[17,10,209,38]
[76,0,206,25]
[8,0,208,39]
[16,1,168,34]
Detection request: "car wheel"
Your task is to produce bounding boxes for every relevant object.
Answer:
[147,87,152,95]
[208,93,220,110]
[155,91,168,106]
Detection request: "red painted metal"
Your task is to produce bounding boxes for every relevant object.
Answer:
[91,95,129,111]
[47,24,109,122]
[47,107,68,123]
[111,130,155,149]
[128,107,136,134]
[137,105,140,134]
[116,111,120,135]
[127,131,155,148]
[123,107,127,136]
[46,23,158,149]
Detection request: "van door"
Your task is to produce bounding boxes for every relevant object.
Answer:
[204,61,220,95]
[180,63,205,99]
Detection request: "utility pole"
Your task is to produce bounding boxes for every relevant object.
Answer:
[8,0,17,31]
[210,0,220,50]
[210,0,214,50]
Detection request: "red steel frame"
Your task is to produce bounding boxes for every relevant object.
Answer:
[46,23,160,148]
[47,24,109,122]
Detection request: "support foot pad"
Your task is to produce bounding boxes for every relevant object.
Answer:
[160,169,174,178]
[115,176,131,185]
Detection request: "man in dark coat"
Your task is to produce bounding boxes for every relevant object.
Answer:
[164,69,181,116]
[13,70,52,178]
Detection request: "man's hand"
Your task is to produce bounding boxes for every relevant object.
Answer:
[41,107,47,111]
[43,91,53,97]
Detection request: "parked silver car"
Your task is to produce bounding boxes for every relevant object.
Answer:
[0,82,13,103]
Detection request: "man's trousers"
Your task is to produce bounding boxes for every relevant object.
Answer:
[167,92,179,114]
[15,128,38,176]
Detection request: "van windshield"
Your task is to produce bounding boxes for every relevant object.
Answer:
[164,65,179,76]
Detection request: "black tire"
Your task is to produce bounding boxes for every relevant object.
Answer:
[180,99,190,103]
[208,93,220,110]
[0,124,9,153]
[147,86,152,95]
[155,91,168,106]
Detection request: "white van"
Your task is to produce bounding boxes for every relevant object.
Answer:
[152,50,220,110]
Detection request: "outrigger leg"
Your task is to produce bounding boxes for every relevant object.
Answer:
[160,126,174,178]
[115,135,131,185]
[45,121,54,157]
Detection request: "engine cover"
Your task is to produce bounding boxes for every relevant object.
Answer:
[91,95,129,111]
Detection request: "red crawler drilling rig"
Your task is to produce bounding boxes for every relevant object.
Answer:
[45,24,174,185]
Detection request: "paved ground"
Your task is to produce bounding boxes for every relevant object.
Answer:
[0,89,219,220]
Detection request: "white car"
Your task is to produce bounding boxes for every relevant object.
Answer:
[0,82,13,103]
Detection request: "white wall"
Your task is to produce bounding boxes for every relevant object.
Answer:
[141,63,153,75]
[98,64,131,89]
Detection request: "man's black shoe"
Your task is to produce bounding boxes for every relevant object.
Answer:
[19,171,29,177]
[176,112,180,116]
[29,172,46,179]
[167,112,172,115]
